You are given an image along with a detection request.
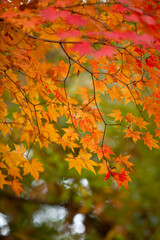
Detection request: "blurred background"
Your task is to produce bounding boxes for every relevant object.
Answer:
[1,49,160,240]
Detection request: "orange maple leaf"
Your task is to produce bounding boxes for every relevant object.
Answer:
[113,167,132,190]
[0,170,10,189]
[156,129,160,138]
[11,178,25,197]
[115,154,133,170]
[124,127,141,143]
[107,85,123,103]
[97,145,115,160]
[143,133,159,150]
[108,109,123,122]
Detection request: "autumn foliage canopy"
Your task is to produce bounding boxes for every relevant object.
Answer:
[0,0,160,196]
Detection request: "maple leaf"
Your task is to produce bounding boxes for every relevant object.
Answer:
[97,145,114,160]
[98,160,109,175]
[14,144,26,155]
[0,170,9,189]
[156,129,160,138]
[0,144,10,155]
[66,150,98,175]
[108,109,123,122]
[134,117,149,130]
[104,171,110,181]
[107,85,123,103]
[65,14,87,26]
[11,178,25,197]
[57,30,81,39]
[47,105,60,122]
[8,166,22,179]
[143,133,159,150]
[76,86,90,100]
[4,152,26,168]
[65,153,84,175]
[80,135,96,151]
[125,13,139,23]
[0,162,7,169]
[72,41,93,55]
[62,127,79,141]
[1,0,160,195]
[124,127,141,143]
[94,80,107,94]
[141,15,156,26]
[23,159,44,181]
[113,167,132,190]
[104,169,117,181]
[124,113,135,123]
[115,154,133,170]
[112,4,128,14]
[94,46,115,58]
[0,123,11,137]
[42,7,67,21]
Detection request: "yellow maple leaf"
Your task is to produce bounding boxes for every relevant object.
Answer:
[23,159,44,181]
[98,160,109,175]
[65,150,98,175]
[47,105,60,122]
[0,124,11,137]
[0,144,10,154]
[65,153,85,175]
[14,144,26,155]
[5,152,26,168]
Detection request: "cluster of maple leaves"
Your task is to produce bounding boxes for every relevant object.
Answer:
[0,0,160,196]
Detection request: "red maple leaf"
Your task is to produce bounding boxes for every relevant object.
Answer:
[104,169,117,181]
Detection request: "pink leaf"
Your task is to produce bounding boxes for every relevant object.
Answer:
[42,7,69,21]
[65,14,87,26]
[104,31,123,41]
[125,14,140,22]
[129,7,143,14]
[118,0,129,3]
[94,46,115,58]
[72,41,93,55]
[42,7,61,21]
[134,34,154,46]
[141,15,156,25]
[57,30,81,39]
[104,31,154,47]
